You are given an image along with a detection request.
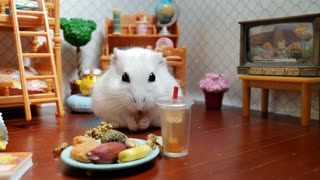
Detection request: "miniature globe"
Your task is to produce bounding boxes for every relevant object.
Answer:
[155,1,175,24]
[155,0,179,35]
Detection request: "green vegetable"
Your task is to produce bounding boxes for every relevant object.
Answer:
[60,18,96,47]
[100,129,128,143]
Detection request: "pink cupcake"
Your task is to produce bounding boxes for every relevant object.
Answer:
[199,73,230,93]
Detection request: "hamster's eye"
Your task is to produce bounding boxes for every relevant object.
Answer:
[148,72,156,82]
[122,72,130,83]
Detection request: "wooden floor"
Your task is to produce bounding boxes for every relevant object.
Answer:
[1,102,320,180]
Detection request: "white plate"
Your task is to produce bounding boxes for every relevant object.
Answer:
[60,138,160,170]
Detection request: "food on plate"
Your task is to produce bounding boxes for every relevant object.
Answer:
[61,122,161,164]
[146,134,163,151]
[73,135,98,145]
[100,129,128,143]
[83,121,113,140]
[118,144,152,163]
[70,136,100,163]
[86,142,126,164]
[124,139,138,148]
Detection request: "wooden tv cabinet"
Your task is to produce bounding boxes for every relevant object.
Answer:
[239,75,320,126]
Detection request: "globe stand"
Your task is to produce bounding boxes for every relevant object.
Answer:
[159,26,171,35]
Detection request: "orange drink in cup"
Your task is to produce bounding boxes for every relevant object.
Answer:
[156,94,193,157]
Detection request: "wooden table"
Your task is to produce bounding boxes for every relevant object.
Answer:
[239,75,320,126]
[3,103,320,179]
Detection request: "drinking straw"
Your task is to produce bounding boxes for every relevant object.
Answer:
[172,85,179,100]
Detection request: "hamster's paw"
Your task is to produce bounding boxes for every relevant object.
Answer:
[150,119,161,128]
[109,121,121,129]
[127,119,139,131]
[138,118,150,130]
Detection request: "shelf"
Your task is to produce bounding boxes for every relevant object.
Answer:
[107,34,179,38]
[100,12,180,71]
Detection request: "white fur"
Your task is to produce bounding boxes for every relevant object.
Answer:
[92,47,182,131]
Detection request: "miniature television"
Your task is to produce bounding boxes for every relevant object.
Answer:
[237,13,320,76]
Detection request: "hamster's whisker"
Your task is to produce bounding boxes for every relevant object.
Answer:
[106,90,126,96]
[106,92,133,111]
[105,98,126,112]
[117,104,127,111]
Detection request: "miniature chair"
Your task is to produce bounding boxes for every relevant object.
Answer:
[156,46,187,93]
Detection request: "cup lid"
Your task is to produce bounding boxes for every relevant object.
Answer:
[156,96,193,109]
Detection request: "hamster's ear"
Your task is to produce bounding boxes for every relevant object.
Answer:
[110,48,120,65]
[113,47,120,54]
[155,51,167,65]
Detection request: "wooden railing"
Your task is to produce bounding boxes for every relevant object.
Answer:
[0,0,56,18]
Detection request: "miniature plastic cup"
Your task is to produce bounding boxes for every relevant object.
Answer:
[156,96,193,157]
[136,21,147,34]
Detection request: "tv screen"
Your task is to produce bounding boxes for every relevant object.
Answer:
[238,13,320,77]
[248,23,313,65]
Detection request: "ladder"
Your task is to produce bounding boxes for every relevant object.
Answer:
[9,0,64,120]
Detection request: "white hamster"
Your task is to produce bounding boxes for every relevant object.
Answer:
[92,47,182,131]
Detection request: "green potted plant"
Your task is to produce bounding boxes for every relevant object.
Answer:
[60,18,97,93]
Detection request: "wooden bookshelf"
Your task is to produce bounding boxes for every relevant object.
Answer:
[100,12,180,71]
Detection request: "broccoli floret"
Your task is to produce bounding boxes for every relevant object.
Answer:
[100,129,128,143]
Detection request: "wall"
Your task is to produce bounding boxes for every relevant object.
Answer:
[1,0,320,120]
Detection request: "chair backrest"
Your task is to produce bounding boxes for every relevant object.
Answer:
[156,46,187,93]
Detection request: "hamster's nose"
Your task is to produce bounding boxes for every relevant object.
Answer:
[136,105,144,111]
[133,96,146,111]
[132,97,146,103]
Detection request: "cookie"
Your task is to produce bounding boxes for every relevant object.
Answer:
[70,136,100,163]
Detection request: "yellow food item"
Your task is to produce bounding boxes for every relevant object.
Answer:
[124,139,138,148]
[70,136,100,163]
[0,141,7,150]
[118,144,152,163]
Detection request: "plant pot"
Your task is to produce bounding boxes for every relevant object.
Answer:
[70,80,80,95]
[203,91,224,110]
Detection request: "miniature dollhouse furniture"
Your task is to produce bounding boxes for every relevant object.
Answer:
[155,46,186,93]
[239,75,320,126]
[100,12,186,92]
[0,0,64,120]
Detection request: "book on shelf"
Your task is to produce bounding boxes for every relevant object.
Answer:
[0,152,33,180]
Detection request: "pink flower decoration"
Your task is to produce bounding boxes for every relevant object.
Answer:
[199,73,230,93]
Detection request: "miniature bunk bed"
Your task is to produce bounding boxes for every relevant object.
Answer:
[0,0,64,120]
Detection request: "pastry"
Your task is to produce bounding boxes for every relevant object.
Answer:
[70,136,99,163]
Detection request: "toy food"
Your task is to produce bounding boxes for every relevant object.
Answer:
[118,144,152,163]
[70,136,100,163]
[86,142,126,164]
[83,121,113,140]
[100,129,128,143]
[53,142,69,155]
[124,139,138,148]
[59,121,161,164]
